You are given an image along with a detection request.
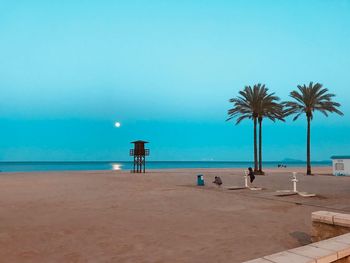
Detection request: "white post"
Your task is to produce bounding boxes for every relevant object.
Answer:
[244,170,249,188]
[292,172,298,192]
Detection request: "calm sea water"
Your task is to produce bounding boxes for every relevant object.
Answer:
[0,161,331,172]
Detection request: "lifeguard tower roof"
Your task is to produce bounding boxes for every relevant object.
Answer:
[131,140,149,144]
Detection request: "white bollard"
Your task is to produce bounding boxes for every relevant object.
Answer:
[244,170,249,188]
[291,172,298,192]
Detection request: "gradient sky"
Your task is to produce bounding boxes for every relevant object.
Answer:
[0,0,349,161]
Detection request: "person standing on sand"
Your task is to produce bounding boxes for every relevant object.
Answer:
[248,167,255,184]
[212,176,223,187]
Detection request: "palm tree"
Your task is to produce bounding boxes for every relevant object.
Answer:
[227,84,282,173]
[284,82,343,175]
[257,92,285,174]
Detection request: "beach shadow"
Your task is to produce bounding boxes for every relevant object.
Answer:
[289,231,311,246]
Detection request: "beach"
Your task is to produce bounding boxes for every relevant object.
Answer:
[0,167,349,263]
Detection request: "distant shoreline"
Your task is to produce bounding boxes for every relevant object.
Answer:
[0,162,332,174]
[0,167,334,177]
[0,160,332,164]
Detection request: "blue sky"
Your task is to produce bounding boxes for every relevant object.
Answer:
[0,0,349,161]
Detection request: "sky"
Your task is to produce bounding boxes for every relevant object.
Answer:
[0,0,349,161]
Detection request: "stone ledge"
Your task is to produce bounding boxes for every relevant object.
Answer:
[243,258,273,263]
[334,214,350,228]
[289,245,337,262]
[312,212,350,242]
[331,233,350,245]
[312,211,350,228]
[309,238,350,259]
[264,251,315,263]
[312,211,341,225]
[242,233,350,263]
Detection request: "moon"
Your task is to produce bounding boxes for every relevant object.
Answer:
[115,122,121,128]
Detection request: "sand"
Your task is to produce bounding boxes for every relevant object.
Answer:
[0,167,349,263]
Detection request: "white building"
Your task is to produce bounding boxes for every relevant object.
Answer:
[331,156,350,176]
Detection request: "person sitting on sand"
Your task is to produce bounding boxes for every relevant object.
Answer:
[212,176,223,187]
[248,167,255,184]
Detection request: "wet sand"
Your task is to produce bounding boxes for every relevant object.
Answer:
[0,167,349,263]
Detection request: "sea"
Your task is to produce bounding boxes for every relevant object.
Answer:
[0,161,331,173]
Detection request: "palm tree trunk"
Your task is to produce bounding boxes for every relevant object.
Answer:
[307,115,312,175]
[253,117,258,172]
[258,118,263,173]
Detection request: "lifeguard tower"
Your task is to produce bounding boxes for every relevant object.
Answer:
[130,140,149,173]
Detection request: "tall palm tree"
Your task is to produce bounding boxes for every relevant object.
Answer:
[257,92,285,173]
[284,82,343,175]
[227,85,261,171]
[227,84,281,172]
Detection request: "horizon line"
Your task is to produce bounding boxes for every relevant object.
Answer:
[0,160,332,163]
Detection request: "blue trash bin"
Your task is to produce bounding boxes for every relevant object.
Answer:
[197,174,204,186]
